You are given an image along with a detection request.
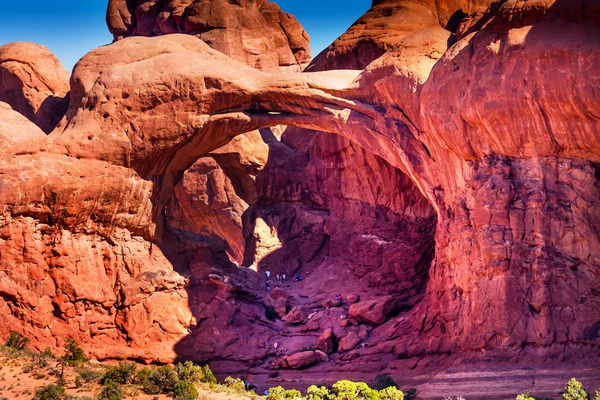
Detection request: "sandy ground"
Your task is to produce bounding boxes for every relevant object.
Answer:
[0,354,256,400]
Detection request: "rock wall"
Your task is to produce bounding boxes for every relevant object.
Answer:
[0,0,598,388]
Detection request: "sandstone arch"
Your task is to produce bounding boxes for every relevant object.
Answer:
[0,0,598,376]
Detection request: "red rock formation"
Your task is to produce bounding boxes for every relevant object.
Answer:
[0,0,598,392]
[306,0,491,71]
[106,0,311,73]
[0,42,70,133]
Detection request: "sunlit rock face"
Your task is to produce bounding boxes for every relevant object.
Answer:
[106,0,311,73]
[0,0,598,390]
[0,42,70,133]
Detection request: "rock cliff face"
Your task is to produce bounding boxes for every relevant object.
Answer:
[0,0,599,393]
[106,0,311,73]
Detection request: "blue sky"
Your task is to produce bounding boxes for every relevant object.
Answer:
[0,1,369,72]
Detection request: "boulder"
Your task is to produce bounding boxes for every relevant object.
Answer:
[316,328,336,354]
[283,306,308,325]
[339,332,360,352]
[349,296,398,325]
[264,289,290,319]
[347,294,360,304]
[275,351,319,370]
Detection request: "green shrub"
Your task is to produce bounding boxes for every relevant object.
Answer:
[174,381,199,400]
[332,380,359,400]
[101,362,137,384]
[61,339,88,366]
[134,367,152,384]
[97,379,124,400]
[75,375,82,388]
[267,386,302,400]
[356,382,379,400]
[42,347,55,359]
[563,378,589,400]
[33,384,65,400]
[374,375,398,391]
[594,391,600,400]
[201,365,217,385]
[379,386,404,400]
[176,361,204,384]
[5,331,28,351]
[76,368,103,383]
[224,376,246,393]
[145,366,179,394]
[516,395,536,400]
[306,385,330,400]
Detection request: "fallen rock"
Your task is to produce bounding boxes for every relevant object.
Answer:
[316,328,336,354]
[283,306,308,324]
[347,294,360,304]
[339,332,360,352]
[323,299,342,308]
[276,351,319,370]
[314,350,329,362]
[358,325,369,340]
[349,296,398,325]
[264,289,290,319]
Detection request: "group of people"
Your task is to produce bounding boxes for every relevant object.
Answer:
[265,270,288,291]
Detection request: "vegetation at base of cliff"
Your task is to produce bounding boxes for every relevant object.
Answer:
[6,331,29,351]
[562,378,592,400]
[1,335,600,400]
[61,339,88,367]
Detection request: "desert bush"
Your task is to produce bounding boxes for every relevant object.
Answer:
[97,379,124,400]
[42,347,55,359]
[265,305,277,321]
[174,381,199,400]
[224,376,246,393]
[563,378,589,400]
[101,361,137,384]
[201,365,217,385]
[404,388,417,400]
[374,375,398,391]
[332,380,359,400]
[594,391,600,400]
[379,386,404,400]
[267,386,302,400]
[516,394,535,400]
[5,331,28,351]
[331,380,380,400]
[33,384,65,400]
[306,385,330,400]
[61,338,87,366]
[134,367,152,384]
[143,365,179,394]
[176,361,204,384]
[76,367,103,383]
[30,352,50,368]
[356,382,379,400]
